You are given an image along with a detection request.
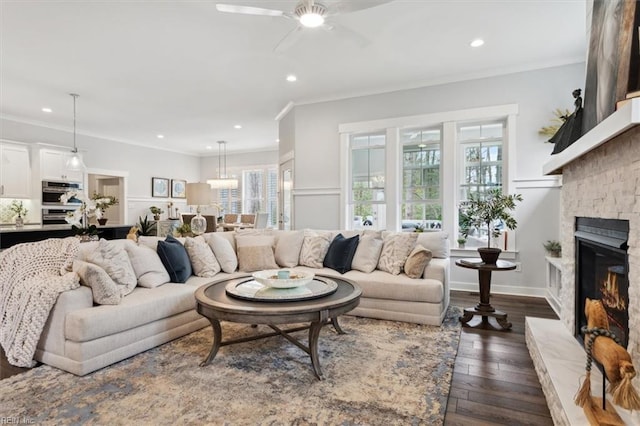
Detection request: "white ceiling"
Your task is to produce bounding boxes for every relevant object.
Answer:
[0,0,586,156]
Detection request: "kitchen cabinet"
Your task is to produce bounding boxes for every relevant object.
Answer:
[0,142,31,198]
[40,149,84,182]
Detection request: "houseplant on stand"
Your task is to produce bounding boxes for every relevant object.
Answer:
[460,188,523,264]
[91,193,118,225]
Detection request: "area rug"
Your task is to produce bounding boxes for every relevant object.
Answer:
[1,307,461,425]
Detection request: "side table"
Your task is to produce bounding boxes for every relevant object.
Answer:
[455,258,516,330]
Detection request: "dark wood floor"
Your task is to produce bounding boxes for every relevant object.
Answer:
[444,290,559,426]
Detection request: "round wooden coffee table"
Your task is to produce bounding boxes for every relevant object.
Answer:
[195,274,361,380]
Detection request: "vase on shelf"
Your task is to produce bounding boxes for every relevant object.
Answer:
[97,218,108,226]
[15,215,24,228]
[153,215,160,221]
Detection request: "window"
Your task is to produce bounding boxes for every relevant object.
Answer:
[219,187,241,215]
[402,127,442,231]
[350,133,386,230]
[266,168,278,227]
[218,166,278,226]
[243,170,264,214]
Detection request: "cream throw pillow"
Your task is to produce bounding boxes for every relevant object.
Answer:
[404,244,433,279]
[125,241,171,288]
[274,230,304,267]
[299,233,331,268]
[236,235,278,272]
[85,239,137,296]
[207,233,238,273]
[415,231,450,259]
[184,236,221,278]
[377,232,418,275]
[351,235,384,273]
[73,260,122,305]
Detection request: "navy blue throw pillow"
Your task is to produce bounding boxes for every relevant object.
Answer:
[157,235,192,283]
[323,233,360,274]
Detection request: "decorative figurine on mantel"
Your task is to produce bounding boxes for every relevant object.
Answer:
[551,88,584,154]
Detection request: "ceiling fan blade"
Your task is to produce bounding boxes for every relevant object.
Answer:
[274,26,304,53]
[216,3,285,17]
[323,22,370,48]
[330,0,394,15]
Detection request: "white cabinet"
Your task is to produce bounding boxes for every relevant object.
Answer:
[40,149,84,182]
[545,256,563,317]
[0,142,31,198]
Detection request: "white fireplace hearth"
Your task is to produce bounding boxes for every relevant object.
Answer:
[527,99,640,425]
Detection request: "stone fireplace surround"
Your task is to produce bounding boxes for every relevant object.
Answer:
[527,100,640,425]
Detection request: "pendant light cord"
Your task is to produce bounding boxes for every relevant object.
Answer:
[70,93,79,153]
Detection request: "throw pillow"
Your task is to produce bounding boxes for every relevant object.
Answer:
[404,244,433,279]
[299,234,332,268]
[84,238,137,296]
[236,235,278,272]
[415,231,450,259]
[157,235,193,283]
[274,230,305,267]
[184,236,221,278]
[124,241,171,288]
[351,234,384,273]
[377,232,418,275]
[323,233,360,274]
[73,260,122,305]
[207,233,238,273]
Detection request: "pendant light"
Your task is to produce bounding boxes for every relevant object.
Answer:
[65,93,87,172]
[207,141,238,189]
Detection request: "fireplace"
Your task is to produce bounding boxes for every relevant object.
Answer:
[575,217,630,348]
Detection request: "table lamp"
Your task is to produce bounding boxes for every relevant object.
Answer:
[186,182,212,235]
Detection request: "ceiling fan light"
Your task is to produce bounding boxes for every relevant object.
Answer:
[300,12,324,28]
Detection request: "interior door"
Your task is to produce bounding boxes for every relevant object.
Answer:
[279,159,293,230]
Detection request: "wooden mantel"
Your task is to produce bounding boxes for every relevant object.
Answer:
[542,98,640,175]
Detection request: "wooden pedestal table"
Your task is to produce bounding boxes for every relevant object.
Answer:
[195,275,361,380]
[455,258,516,330]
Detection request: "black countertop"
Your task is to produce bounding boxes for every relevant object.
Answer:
[0,225,133,249]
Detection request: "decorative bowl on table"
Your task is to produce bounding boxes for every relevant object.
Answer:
[252,269,315,289]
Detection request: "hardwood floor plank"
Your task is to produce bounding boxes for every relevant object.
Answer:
[454,399,553,425]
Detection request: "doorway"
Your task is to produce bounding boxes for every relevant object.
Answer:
[87,169,128,225]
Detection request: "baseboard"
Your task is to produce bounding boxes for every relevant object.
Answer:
[450,281,546,298]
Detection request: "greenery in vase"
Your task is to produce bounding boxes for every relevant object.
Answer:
[460,188,523,248]
[9,200,28,218]
[137,216,157,236]
[543,240,562,257]
[174,223,193,237]
[457,237,467,245]
[91,193,119,212]
[149,206,164,216]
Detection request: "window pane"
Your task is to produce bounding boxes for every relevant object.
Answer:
[350,133,386,230]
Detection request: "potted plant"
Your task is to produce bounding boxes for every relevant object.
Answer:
[150,206,164,220]
[137,216,157,236]
[413,222,425,233]
[91,193,118,225]
[457,237,467,249]
[9,200,28,227]
[460,188,523,264]
[174,223,193,237]
[543,240,562,257]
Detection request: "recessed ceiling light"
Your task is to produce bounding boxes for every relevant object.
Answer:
[276,138,280,143]
[42,107,52,113]
[286,74,297,82]
[157,134,164,139]
[206,145,213,150]
[234,124,242,129]
[470,39,485,48]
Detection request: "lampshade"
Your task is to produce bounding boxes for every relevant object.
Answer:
[186,183,212,206]
[206,140,238,189]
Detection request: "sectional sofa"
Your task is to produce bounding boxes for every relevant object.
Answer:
[34,229,450,376]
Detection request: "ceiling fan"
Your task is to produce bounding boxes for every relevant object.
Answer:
[215,0,393,52]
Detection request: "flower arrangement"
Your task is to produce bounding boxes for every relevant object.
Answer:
[91,192,118,213]
[60,191,100,236]
[9,200,28,218]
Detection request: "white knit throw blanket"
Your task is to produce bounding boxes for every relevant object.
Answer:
[0,237,80,367]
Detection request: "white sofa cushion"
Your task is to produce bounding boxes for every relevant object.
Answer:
[124,242,170,288]
[84,239,137,296]
[299,230,332,268]
[184,236,221,278]
[235,235,278,272]
[377,232,418,275]
[274,230,304,267]
[351,234,383,273]
[404,245,433,279]
[415,231,449,259]
[73,260,122,305]
[207,233,237,273]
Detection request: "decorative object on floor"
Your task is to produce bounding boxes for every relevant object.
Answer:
[0,237,80,367]
[171,179,186,198]
[206,141,238,189]
[151,177,169,198]
[543,240,562,257]
[539,107,572,138]
[65,93,86,172]
[551,89,584,154]
[9,200,27,227]
[91,192,118,225]
[459,188,522,264]
[149,205,164,220]
[575,298,640,424]
[185,182,212,235]
[0,308,461,423]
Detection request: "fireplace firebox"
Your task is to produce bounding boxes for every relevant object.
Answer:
[575,217,629,348]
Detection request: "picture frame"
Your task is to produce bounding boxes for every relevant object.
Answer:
[152,177,170,198]
[171,179,186,198]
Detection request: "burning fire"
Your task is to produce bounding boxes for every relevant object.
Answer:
[600,266,627,311]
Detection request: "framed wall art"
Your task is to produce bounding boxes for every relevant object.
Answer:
[171,179,186,198]
[152,177,170,198]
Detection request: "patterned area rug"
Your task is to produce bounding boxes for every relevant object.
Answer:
[1,307,461,425]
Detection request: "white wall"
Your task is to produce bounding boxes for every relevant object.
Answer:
[1,118,201,223]
[199,149,279,182]
[280,63,584,296]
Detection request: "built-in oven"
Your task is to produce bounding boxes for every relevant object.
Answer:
[42,208,77,225]
[42,180,83,205]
